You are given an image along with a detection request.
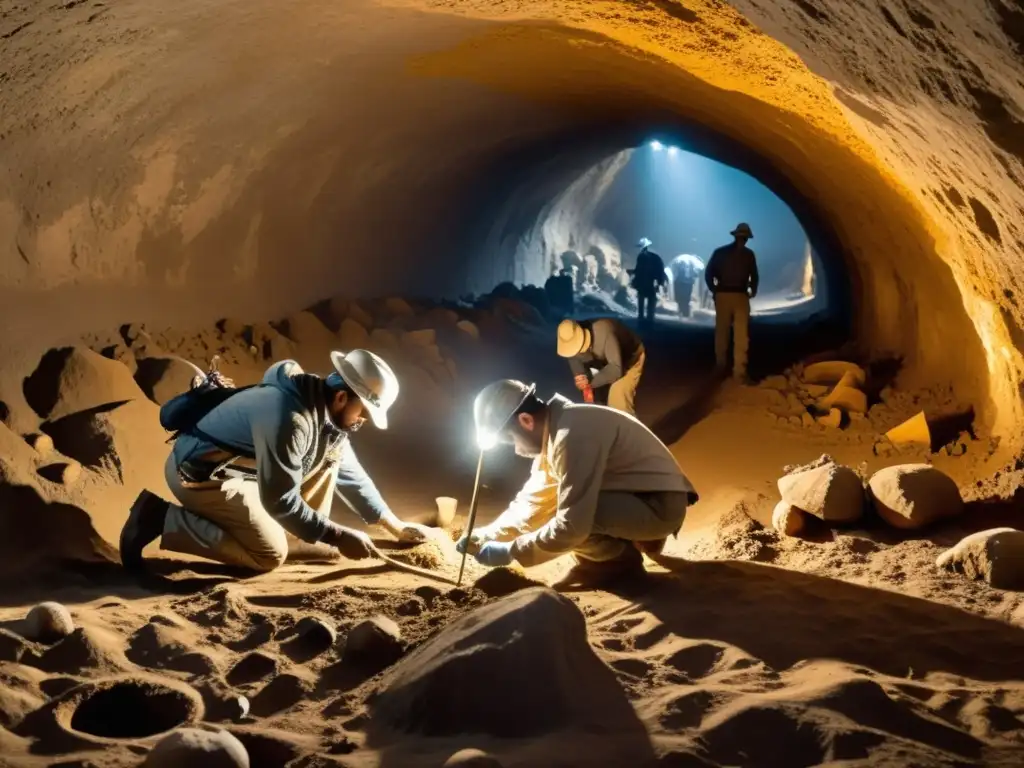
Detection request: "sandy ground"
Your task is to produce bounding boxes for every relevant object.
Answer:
[1,300,1023,766]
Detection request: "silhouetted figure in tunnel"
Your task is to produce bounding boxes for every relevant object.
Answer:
[670,254,705,319]
[706,223,759,382]
[629,238,667,327]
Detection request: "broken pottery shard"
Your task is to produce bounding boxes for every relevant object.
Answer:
[885,411,931,447]
[936,528,1024,590]
[868,464,963,530]
[777,459,864,523]
[143,727,249,767]
[803,361,866,388]
[371,588,645,738]
[772,501,806,537]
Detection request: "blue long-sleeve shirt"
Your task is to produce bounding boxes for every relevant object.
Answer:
[170,361,390,542]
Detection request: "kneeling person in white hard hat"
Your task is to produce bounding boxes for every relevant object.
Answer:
[120,350,428,574]
[556,318,645,416]
[457,380,698,586]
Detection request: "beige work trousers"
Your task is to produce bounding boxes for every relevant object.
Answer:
[574,490,689,562]
[714,292,751,377]
[607,352,645,416]
[160,454,338,573]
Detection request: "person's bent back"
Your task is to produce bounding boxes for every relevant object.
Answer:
[120,350,426,574]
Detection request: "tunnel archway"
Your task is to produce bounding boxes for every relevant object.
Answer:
[2,0,1022,448]
[462,125,851,334]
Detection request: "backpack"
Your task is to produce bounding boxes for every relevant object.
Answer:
[159,384,265,458]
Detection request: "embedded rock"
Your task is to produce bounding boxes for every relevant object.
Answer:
[771,501,807,537]
[936,528,1024,590]
[777,458,864,523]
[143,727,249,767]
[868,464,963,530]
[19,602,75,644]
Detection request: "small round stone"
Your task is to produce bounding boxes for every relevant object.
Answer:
[22,602,75,643]
[444,748,504,767]
[143,727,249,767]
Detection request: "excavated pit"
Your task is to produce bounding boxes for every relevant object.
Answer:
[69,680,195,739]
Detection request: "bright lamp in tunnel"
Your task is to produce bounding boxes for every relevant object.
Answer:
[476,430,499,451]
[650,140,663,150]
[667,146,678,156]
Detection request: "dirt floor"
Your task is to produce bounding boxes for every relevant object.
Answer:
[1,299,1023,767]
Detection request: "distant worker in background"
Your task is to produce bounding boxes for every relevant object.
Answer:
[544,268,575,318]
[706,223,759,381]
[456,379,698,588]
[120,351,430,575]
[669,254,705,319]
[628,238,667,327]
[556,318,645,416]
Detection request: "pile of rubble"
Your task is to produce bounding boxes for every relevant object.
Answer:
[758,360,987,461]
[770,455,1024,589]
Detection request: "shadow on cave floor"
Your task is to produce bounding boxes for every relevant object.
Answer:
[597,558,1024,683]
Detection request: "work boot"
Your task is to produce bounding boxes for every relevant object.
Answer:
[557,544,646,589]
[119,490,169,572]
[635,537,668,556]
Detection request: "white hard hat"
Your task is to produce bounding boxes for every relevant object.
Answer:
[330,349,399,429]
[473,379,536,449]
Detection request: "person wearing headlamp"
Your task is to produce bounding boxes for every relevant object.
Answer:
[458,379,698,586]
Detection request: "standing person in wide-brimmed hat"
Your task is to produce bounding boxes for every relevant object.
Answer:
[628,238,667,327]
[555,318,645,416]
[706,223,759,382]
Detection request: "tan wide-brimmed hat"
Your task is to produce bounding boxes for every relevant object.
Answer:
[731,222,754,238]
[557,319,592,358]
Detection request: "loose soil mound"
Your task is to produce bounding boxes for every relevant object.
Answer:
[370,588,644,738]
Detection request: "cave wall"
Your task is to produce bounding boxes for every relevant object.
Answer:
[1,0,1023,441]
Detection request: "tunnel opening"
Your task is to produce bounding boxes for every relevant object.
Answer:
[457,121,854,380]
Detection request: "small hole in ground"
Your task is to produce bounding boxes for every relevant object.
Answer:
[70,681,192,739]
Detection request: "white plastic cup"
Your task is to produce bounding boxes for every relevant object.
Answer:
[435,496,458,528]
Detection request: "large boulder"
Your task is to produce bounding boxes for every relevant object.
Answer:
[777,457,864,523]
[370,588,643,738]
[936,528,1024,589]
[23,347,146,420]
[867,464,963,530]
